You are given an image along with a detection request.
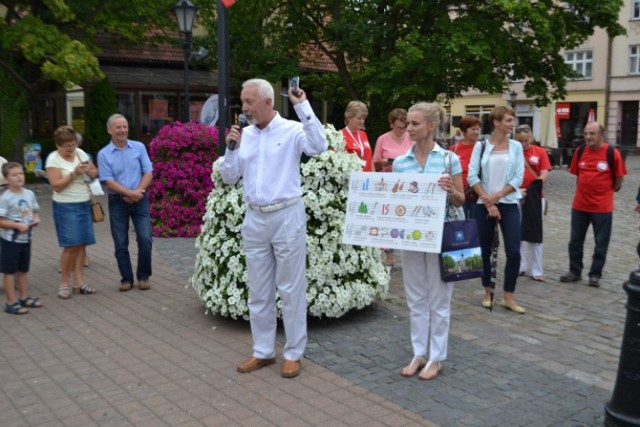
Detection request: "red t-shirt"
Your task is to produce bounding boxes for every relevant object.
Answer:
[450,142,476,188]
[522,145,552,189]
[570,143,626,213]
[342,128,373,172]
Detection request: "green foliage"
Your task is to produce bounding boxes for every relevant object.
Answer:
[2,15,104,89]
[1,0,178,154]
[201,0,624,141]
[442,255,456,271]
[0,69,28,160]
[84,79,117,154]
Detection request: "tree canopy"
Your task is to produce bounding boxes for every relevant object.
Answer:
[1,0,178,90]
[203,0,624,135]
[0,0,177,157]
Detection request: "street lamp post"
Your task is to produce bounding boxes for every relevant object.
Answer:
[509,91,518,137]
[173,0,199,123]
[509,90,517,109]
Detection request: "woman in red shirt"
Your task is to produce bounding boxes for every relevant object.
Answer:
[341,101,373,172]
[449,116,481,217]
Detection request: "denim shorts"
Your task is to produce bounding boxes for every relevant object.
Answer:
[52,200,96,247]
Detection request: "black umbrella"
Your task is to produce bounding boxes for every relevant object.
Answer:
[489,222,500,312]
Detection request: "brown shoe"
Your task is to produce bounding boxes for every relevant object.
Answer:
[119,282,133,292]
[236,356,276,373]
[138,280,151,290]
[281,359,301,378]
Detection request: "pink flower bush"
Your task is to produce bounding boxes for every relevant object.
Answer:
[148,121,220,237]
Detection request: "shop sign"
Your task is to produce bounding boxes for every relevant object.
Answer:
[556,103,571,119]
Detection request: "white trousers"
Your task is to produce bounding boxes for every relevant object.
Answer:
[520,199,545,277]
[400,250,454,361]
[241,201,307,361]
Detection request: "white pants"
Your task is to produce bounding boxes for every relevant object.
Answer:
[241,201,307,361]
[520,199,545,277]
[400,250,454,361]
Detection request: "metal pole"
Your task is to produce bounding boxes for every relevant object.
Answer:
[183,32,192,123]
[217,0,230,153]
[605,270,640,426]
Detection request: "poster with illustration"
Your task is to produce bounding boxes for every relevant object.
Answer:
[343,172,446,253]
[24,143,42,174]
[200,94,219,126]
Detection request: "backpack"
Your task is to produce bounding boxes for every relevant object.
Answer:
[575,143,620,192]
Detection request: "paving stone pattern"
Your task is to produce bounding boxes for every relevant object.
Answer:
[2,155,639,426]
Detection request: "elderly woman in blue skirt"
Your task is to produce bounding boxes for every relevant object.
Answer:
[46,125,98,299]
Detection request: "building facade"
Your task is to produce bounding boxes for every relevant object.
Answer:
[607,0,640,151]
[449,5,640,155]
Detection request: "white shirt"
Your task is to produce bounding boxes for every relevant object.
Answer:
[219,101,327,206]
[486,150,510,202]
[45,148,91,203]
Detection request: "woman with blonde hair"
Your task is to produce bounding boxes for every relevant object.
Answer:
[342,101,373,171]
[393,102,464,380]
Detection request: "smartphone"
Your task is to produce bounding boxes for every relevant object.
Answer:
[289,76,300,95]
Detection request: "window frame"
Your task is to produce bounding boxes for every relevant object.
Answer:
[630,45,640,75]
[564,50,593,80]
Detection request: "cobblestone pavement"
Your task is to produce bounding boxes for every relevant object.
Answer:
[2,155,639,426]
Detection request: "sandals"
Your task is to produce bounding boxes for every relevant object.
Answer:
[5,302,28,315]
[418,360,443,381]
[18,296,43,308]
[58,286,72,300]
[74,284,97,295]
[400,356,426,377]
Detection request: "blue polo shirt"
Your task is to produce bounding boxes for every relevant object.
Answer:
[98,140,153,192]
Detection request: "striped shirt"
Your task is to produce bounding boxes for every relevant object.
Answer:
[393,143,462,176]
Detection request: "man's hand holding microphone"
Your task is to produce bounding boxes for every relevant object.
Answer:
[227,113,249,151]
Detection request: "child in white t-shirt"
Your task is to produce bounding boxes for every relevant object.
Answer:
[0,162,42,315]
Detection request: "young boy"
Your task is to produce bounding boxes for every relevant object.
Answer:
[0,162,42,314]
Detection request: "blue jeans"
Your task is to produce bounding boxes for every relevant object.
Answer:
[108,194,153,284]
[568,209,612,279]
[472,203,521,293]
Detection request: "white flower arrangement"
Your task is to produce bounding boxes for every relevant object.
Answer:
[190,124,390,319]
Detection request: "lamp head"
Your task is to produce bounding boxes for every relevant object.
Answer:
[173,0,199,34]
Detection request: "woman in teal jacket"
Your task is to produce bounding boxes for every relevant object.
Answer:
[467,106,525,313]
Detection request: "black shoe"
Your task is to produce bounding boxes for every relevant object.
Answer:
[588,276,600,287]
[560,271,582,283]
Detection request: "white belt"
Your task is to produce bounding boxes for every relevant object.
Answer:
[248,197,300,213]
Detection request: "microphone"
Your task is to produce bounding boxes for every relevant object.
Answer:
[229,113,249,150]
[237,113,249,129]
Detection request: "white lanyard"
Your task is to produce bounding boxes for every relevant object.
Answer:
[345,128,365,158]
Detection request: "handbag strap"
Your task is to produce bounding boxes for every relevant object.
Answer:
[478,140,487,181]
[523,157,539,179]
[444,150,452,174]
[75,152,96,201]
